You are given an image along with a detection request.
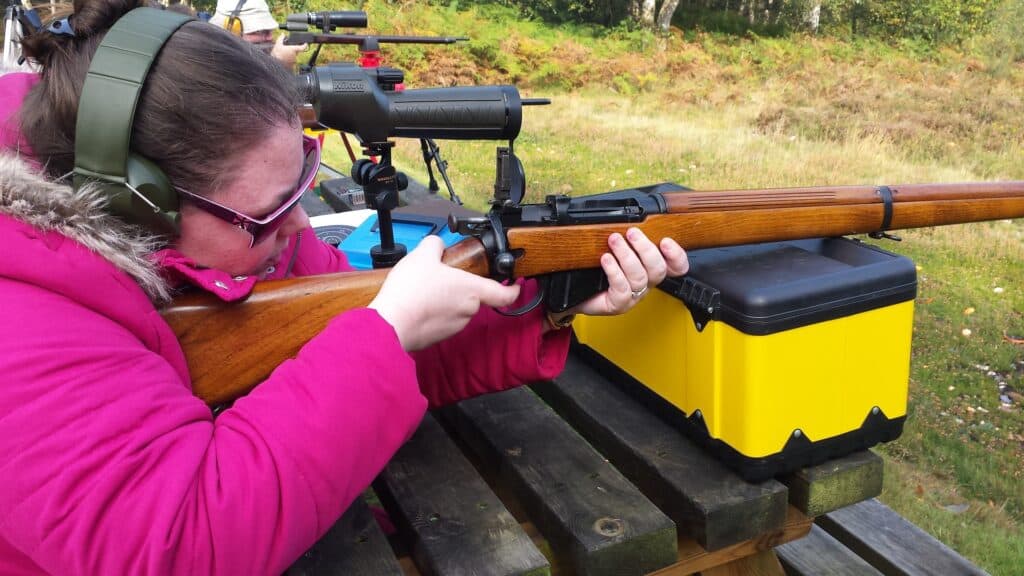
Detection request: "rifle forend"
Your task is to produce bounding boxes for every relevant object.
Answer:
[162,180,1024,406]
[489,181,1024,278]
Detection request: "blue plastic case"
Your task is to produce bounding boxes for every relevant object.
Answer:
[339,212,466,269]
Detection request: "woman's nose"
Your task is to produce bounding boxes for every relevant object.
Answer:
[280,204,310,238]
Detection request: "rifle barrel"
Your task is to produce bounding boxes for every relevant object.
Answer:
[508,182,1024,277]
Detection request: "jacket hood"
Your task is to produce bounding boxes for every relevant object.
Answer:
[0,153,171,302]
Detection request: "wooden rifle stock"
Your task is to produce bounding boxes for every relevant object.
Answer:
[163,240,489,405]
[162,181,1024,405]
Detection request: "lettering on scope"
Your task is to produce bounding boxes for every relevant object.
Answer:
[332,80,367,93]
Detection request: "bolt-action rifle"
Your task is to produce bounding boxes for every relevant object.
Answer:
[164,17,1024,405]
[164,173,1024,406]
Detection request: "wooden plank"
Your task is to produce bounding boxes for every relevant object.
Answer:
[374,414,550,576]
[532,355,789,551]
[286,496,404,576]
[775,524,883,576]
[701,549,786,576]
[816,498,990,576]
[780,451,884,517]
[649,507,813,576]
[442,386,678,576]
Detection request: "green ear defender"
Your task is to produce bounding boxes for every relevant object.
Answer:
[73,8,193,234]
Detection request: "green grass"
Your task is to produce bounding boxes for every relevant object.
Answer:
[880,453,1024,571]
[310,2,1023,573]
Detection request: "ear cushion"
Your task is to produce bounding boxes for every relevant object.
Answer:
[224,15,244,36]
[125,153,180,233]
[74,147,181,237]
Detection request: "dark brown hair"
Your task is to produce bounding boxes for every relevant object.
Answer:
[19,0,300,196]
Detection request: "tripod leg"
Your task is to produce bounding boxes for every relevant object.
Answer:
[419,138,440,193]
[424,139,462,206]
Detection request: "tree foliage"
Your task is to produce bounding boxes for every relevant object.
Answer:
[491,0,633,25]
[864,0,993,44]
[473,0,1008,46]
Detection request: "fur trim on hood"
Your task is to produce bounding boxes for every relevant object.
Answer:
[0,153,171,303]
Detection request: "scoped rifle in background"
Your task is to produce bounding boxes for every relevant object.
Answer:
[284,9,473,204]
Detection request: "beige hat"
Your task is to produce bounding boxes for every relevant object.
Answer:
[210,0,278,34]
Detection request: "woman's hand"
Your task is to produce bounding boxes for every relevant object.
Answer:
[561,227,689,321]
[369,236,522,352]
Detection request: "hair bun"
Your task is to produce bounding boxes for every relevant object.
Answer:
[69,0,146,38]
[20,0,146,67]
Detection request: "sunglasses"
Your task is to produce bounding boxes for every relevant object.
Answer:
[176,135,320,248]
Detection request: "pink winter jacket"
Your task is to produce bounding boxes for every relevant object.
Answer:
[0,73,570,575]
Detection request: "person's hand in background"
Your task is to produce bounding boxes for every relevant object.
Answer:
[271,35,307,68]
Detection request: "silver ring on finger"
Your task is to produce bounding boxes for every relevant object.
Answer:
[630,285,649,299]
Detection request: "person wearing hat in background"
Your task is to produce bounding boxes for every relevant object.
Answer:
[210,0,306,67]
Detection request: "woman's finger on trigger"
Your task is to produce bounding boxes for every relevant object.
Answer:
[625,227,667,284]
[609,232,647,289]
[661,238,689,276]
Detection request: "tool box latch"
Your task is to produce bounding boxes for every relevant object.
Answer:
[662,276,721,332]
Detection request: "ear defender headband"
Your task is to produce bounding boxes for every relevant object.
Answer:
[73,8,193,234]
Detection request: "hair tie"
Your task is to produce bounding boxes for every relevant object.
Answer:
[47,16,75,37]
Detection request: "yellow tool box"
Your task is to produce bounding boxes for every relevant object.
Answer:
[572,237,917,481]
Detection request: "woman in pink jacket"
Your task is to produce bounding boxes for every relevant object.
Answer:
[0,1,688,574]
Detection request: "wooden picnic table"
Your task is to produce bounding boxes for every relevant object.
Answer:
[285,343,918,576]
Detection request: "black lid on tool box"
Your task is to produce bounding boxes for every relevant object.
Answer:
[660,238,918,335]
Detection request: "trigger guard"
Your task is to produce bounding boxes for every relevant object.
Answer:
[493,280,545,317]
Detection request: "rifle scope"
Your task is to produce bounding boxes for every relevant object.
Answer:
[285,11,367,30]
[297,64,547,143]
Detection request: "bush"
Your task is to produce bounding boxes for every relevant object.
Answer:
[978,0,1024,76]
[863,0,994,44]
[488,0,632,26]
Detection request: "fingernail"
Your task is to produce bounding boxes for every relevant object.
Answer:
[611,233,623,245]
[627,228,641,241]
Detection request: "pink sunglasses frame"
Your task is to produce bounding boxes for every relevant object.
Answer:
[175,135,321,248]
